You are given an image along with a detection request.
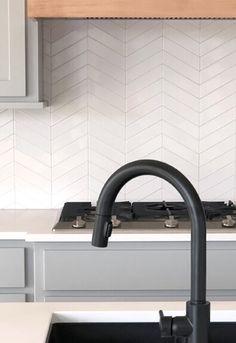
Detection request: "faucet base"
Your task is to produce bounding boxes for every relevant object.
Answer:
[186,301,210,343]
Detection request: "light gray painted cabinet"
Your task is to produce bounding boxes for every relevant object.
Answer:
[0,0,44,108]
[1,239,236,302]
[43,249,189,291]
[0,241,34,302]
[0,0,25,96]
[34,241,236,302]
[0,248,25,287]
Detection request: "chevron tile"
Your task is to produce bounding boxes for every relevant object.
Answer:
[162,21,200,200]
[50,20,89,207]
[200,20,236,200]
[0,109,14,208]
[14,109,51,208]
[125,21,163,201]
[1,20,236,208]
[88,20,126,202]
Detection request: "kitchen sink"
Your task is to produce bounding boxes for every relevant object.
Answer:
[47,321,236,343]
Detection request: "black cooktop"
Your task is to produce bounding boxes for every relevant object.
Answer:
[59,201,236,222]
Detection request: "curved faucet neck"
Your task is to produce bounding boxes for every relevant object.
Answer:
[92,159,207,305]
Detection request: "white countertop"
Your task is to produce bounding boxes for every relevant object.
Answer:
[1,301,236,343]
[0,209,236,242]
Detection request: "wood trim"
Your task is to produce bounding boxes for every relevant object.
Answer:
[27,0,236,18]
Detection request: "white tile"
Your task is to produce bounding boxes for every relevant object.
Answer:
[163,80,199,112]
[164,38,199,70]
[126,23,162,56]
[163,66,199,98]
[88,66,125,97]
[200,136,235,166]
[52,67,87,98]
[89,24,125,55]
[163,135,198,166]
[126,94,162,126]
[126,37,163,70]
[88,38,124,69]
[126,66,162,97]
[126,108,162,139]
[126,79,162,112]
[163,108,199,139]
[88,52,125,83]
[52,38,87,70]
[127,52,162,83]
[164,24,199,55]
[2,19,236,208]
[52,52,87,84]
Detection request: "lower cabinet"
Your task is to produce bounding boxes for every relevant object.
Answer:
[34,241,236,302]
[2,240,236,302]
[0,248,25,287]
[0,241,34,302]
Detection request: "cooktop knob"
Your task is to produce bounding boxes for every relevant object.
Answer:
[222,215,236,228]
[72,216,86,229]
[111,215,121,228]
[164,215,179,228]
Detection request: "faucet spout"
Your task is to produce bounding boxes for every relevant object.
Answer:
[92,159,210,343]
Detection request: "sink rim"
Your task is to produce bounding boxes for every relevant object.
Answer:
[51,310,236,324]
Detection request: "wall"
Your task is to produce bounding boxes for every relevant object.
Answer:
[0,19,236,208]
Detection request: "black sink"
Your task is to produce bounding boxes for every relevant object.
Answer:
[47,322,236,343]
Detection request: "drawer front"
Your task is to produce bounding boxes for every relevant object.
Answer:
[44,249,190,291]
[0,248,25,287]
[207,250,236,290]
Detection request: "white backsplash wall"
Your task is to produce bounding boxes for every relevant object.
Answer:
[0,19,236,208]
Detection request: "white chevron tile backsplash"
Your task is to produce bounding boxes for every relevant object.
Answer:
[1,19,236,208]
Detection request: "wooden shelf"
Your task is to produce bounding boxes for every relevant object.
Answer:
[28,0,236,18]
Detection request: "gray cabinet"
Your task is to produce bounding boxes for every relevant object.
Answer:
[0,0,44,108]
[0,0,25,96]
[33,241,236,302]
[0,248,25,287]
[0,241,34,302]
[43,249,189,291]
[1,239,236,302]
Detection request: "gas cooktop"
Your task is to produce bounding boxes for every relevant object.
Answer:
[52,201,236,231]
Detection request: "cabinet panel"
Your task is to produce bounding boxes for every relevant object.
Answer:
[0,0,25,96]
[0,248,25,287]
[207,250,236,290]
[44,249,190,291]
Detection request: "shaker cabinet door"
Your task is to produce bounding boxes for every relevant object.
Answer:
[0,0,25,96]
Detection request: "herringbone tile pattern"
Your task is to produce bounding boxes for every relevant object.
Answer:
[199,21,236,200]
[0,20,236,208]
[125,20,163,201]
[88,20,126,201]
[0,109,14,208]
[50,21,89,207]
[162,21,200,200]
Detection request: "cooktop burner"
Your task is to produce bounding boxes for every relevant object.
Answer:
[52,200,236,231]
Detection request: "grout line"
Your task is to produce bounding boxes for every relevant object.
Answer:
[12,108,16,209]
[161,19,164,200]
[49,20,53,208]
[125,19,127,201]
[198,20,201,195]
[87,20,90,202]
[234,89,236,203]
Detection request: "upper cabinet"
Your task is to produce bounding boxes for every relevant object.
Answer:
[0,0,44,108]
[28,0,236,18]
[0,0,25,96]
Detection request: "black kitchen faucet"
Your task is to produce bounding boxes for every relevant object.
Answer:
[92,159,210,343]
